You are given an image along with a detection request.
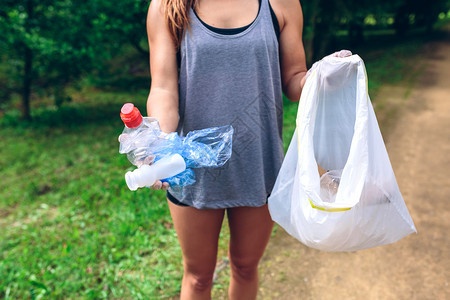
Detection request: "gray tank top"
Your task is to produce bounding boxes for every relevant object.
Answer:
[172,0,283,209]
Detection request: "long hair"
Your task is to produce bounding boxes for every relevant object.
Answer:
[162,0,196,49]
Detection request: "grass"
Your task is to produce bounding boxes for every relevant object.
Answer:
[0,27,445,298]
[0,90,186,299]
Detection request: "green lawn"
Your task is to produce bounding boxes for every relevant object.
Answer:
[0,91,185,298]
[0,30,438,299]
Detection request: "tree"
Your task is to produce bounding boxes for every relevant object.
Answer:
[0,0,149,121]
[302,0,448,63]
[394,0,449,35]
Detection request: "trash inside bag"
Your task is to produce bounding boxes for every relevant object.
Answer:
[319,170,342,203]
[268,54,416,252]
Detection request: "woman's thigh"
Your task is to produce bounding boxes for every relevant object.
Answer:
[227,204,274,268]
[167,200,225,275]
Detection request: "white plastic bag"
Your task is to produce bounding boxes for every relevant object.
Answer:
[268,54,416,252]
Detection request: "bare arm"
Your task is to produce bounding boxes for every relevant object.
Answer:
[271,0,330,176]
[271,0,308,102]
[146,0,179,133]
[146,0,179,190]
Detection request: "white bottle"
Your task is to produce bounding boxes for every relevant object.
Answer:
[125,154,186,191]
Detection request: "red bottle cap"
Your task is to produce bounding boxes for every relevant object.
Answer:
[120,103,143,128]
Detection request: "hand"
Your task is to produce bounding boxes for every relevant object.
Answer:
[148,131,172,191]
[327,49,352,58]
[150,180,170,191]
[146,153,170,191]
[303,50,353,86]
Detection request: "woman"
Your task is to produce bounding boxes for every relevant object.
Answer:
[146,0,307,298]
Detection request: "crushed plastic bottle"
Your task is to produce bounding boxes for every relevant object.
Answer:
[319,169,343,203]
[119,103,164,167]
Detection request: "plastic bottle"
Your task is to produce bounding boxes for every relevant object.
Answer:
[119,103,161,166]
[125,153,186,191]
[120,102,144,129]
[319,169,342,203]
[120,103,187,190]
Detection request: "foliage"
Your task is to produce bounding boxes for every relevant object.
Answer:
[0,0,448,119]
[301,0,449,63]
[0,0,149,120]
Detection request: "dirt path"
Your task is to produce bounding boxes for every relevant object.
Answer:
[257,37,450,299]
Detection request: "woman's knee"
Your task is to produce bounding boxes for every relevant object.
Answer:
[229,256,259,281]
[183,261,215,292]
[183,266,215,292]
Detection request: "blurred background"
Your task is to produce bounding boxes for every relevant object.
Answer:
[0,0,449,298]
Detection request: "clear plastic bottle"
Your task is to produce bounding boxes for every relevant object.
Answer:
[119,103,162,167]
[319,169,342,203]
[119,103,187,190]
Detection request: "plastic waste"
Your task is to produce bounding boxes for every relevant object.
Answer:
[119,103,165,167]
[125,154,186,191]
[319,169,342,203]
[119,103,233,191]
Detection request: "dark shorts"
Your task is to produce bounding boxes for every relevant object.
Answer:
[167,191,270,208]
[167,191,190,207]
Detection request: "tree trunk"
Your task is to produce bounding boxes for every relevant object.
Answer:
[310,0,339,63]
[22,46,32,121]
[349,18,365,48]
[22,0,34,121]
[305,0,320,67]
